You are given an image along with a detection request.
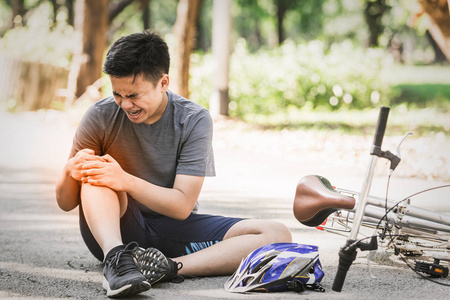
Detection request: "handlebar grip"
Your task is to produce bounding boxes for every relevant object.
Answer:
[371,106,390,153]
[332,266,348,292]
[332,247,357,292]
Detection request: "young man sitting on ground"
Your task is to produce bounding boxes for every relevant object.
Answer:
[55,31,292,298]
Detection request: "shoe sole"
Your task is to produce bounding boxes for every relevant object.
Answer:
[133,247,168,284]
[103,278,151,298]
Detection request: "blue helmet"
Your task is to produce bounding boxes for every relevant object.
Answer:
[224,243,324,293]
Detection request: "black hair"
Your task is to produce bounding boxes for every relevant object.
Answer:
[103,31,170,85]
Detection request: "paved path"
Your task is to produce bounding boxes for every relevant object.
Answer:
[0,111,449,299]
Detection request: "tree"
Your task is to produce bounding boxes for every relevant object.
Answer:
[10,0,26,27]
[68,0,138,102]
[364,0,389,47]
[140,0,151,29]
[418,0,450,61]
[172,0,201,98]
[66,0,75,26]
[235,0,269,51]
[210,0,231,117]
[274,0,292,45]
[8,0,44,28]
[109,0,135,23]
[67,0,108,102]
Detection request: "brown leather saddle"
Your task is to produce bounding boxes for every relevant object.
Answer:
[293,175,356,227]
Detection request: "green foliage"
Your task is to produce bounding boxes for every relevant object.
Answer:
[391,84,450,111]
[0,1,11,34]
[232,0,273,51]
[282,0,326,41]
[381,65,450,112]
[0,3,76,68]
[109,0,178,43]
[232,0,327,50]
[190,39,393,117]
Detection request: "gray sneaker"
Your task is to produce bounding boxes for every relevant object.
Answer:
[103,242,151,298]
[133,247,184,285]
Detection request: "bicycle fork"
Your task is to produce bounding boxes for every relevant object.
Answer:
[332,106,402,292]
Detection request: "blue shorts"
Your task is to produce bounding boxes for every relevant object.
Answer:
[79,198,244,262]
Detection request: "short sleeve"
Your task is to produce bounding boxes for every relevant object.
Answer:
[176,110,215,177]
[70,104,104,158]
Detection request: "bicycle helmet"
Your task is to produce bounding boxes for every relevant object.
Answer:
[224,243,324,293]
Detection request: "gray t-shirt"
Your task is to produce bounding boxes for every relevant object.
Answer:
[71,90,215,215]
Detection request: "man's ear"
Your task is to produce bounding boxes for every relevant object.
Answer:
[160,74,169,92]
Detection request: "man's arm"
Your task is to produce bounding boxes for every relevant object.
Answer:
[127,172,204,220]
[55,149,105,212]
[80,154,204,220]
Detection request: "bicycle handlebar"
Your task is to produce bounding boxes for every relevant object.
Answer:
[371,106,390,154]
[332,266,348,292]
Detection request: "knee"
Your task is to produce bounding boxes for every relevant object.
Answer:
[80,183,100,203]
[265,221,292,243]
[80,183,123,206]
[81,183,116,198]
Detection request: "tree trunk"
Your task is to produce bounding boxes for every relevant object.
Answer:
[172,0,201,99]
[49,0,58,25]
[195,0,208,51]
[209,0,231,117]
[68,0,108,102]
[254,19,262,48]
[140,0,151,30]
[275,0,289,45]
[10,0,26,27]
[109,0,135,23]
[418,0,450,61]
[66,0,75,26]
[426,30,447,62]
[364,0,388,47]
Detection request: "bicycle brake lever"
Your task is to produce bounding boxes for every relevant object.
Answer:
[394,132,413,159]
[383,132,413,174]
[384,150,401,172]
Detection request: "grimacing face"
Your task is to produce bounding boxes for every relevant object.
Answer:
[110,74,169,125]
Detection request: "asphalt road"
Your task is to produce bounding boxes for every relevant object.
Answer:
[1,112,449,299]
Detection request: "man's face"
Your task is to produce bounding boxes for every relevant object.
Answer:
[110,74,169,125]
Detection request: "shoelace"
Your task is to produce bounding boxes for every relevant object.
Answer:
[109,242,140,276]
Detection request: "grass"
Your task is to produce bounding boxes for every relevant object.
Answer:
[391,83,450,108]
[384,65,450,111]
[381,65,450,85]
[243,107,450,136]
[243,65,450,136]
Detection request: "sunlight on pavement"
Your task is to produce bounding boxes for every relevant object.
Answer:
[0,111,75,174]
[0,261,102,283]
[0,291,66,300]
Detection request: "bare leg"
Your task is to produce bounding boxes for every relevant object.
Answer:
[174,219,292,276]
[80,183,128,257]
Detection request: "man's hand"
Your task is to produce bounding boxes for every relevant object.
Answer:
[56,148,104,212]
[68,149,105,181]
[80,154,129,192]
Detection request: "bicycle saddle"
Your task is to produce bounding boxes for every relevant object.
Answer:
[293,175,356,227]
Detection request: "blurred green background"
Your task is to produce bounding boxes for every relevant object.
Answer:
[0,0,449,136]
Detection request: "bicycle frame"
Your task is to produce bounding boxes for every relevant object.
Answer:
[331,189,450,234]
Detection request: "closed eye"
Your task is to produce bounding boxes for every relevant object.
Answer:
[113,92,140,100]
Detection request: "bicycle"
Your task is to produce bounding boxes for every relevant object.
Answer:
[293,106,450,292]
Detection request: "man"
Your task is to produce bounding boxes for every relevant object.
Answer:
[55,31,291,298]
